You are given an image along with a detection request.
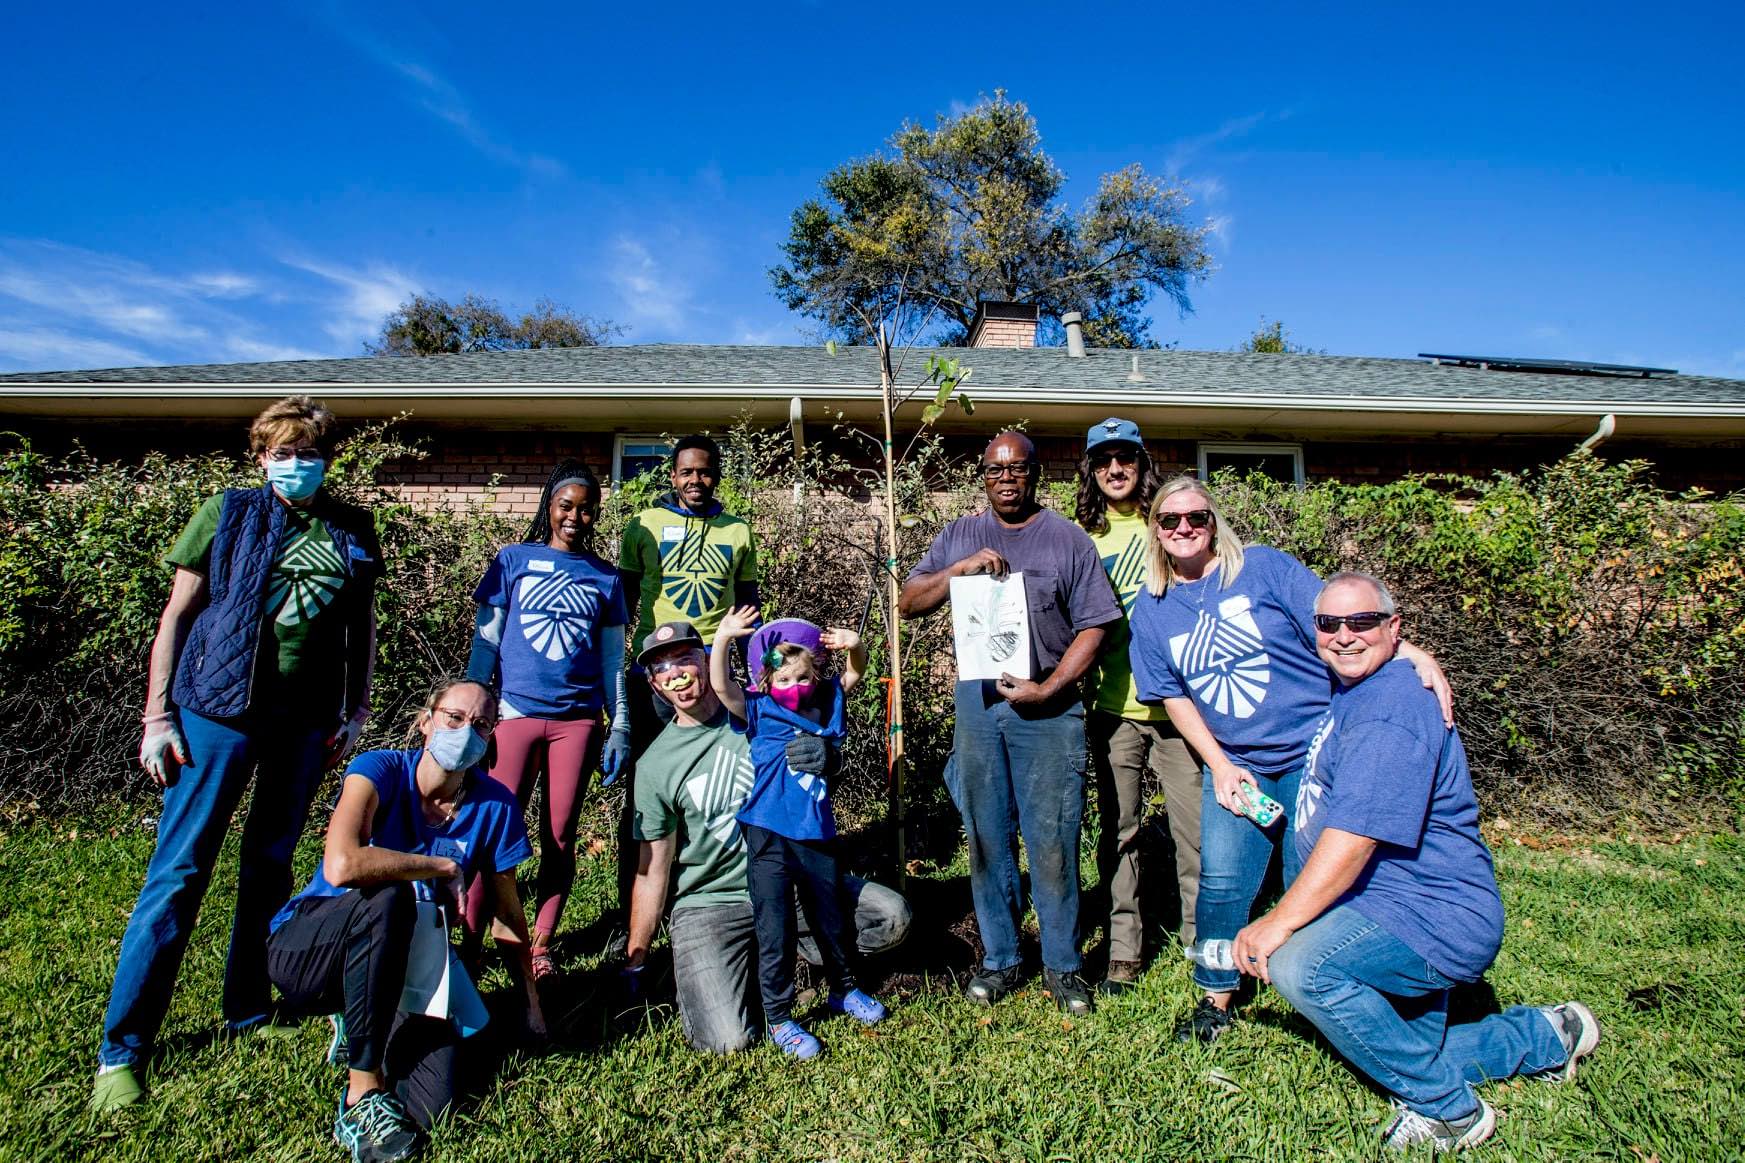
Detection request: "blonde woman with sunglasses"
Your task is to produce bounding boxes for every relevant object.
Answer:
[1128,476,1452,1045]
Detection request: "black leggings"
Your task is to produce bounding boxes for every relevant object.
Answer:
[266,884,462,1130]
[742,823,857,1026]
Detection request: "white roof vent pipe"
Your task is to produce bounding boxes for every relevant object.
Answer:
[1061,311,1087,358]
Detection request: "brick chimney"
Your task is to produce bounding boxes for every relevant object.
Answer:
[966,300,1038,348]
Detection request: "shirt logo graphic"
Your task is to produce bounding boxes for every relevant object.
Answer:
[516,571,600,661]
[1101,531,1148,614]
[658,538,734,618]
[1297,713,1334,826]
[684,742,754,846]
[1168,595,1273,719]
[268,529,345,626]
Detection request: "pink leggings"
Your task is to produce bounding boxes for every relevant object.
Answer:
[464,714,601,941]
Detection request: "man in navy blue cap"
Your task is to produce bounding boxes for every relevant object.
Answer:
[1072,418,1202,996]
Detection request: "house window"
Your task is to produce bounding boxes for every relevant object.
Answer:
[1197,442,1305,488]
[613,435,672,485]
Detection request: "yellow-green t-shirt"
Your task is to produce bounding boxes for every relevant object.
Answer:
[619,504,759,645]
[1088,507,1166,721]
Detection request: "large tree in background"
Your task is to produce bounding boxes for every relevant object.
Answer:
[367,294,619,357]
[769,92,1213,348]
[1238,317,1323,355]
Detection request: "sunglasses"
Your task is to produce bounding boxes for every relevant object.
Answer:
[1313,612,1392,634]
[1156,510,1213,531]
[1091,449,1138,469]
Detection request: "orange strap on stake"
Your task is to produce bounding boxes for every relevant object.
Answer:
[879,676,898,787]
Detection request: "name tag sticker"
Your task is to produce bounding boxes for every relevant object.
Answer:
[661,525,685,542]
[529,559,555,573]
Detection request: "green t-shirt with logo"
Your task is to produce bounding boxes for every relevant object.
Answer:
[167,494,356,718]
[631,709,756,909]
[1088,506,1166,722]
[619,504,758,645]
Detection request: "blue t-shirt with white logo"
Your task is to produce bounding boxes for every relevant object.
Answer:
[1129,545,1331,775]
[734,680,847,842]
[271,748,533,932]
[473,543,627,719]
[1294,659,1504,982]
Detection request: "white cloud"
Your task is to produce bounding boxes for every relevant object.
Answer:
[387,60,566,178]
[608,238,692,334]
[1167,112,1271,172]
[0,322,154,373]
[281,256,424,347]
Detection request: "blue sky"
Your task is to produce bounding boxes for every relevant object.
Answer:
[3,1,1741,375]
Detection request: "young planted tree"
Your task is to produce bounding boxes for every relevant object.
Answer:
[770,91,1214,349]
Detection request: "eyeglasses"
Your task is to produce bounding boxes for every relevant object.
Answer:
[432,706,497,734]
[1090,449,1138,469]
[1156,510,1213,531]
[265,445,323,463]
[1313,612,1392,634]
[980,462,1038,481]
[648,653,700,675]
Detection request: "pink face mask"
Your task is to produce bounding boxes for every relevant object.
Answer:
[770,681,815,712]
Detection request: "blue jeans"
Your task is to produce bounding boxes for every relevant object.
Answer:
[1194,762,1303,993]
[1271,905,1568,1120]
[949,683,1087,974]
[98,708,329,1067]
[668,879,911,1053]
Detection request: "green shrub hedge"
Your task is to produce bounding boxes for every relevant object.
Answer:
[2,423,1740,832]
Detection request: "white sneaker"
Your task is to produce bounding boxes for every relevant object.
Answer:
[1382,1097,1496,1151]
[1531,1001,1601,1084]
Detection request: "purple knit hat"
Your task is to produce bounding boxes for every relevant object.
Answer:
[745,617,824,691]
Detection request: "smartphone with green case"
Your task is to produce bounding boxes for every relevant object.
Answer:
[1235,780,1284,827]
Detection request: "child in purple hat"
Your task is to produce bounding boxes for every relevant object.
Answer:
[709,605,886,1059]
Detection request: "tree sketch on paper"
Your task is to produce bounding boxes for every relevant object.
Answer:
[950,572,1031,682]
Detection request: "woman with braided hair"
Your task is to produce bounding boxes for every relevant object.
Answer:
[463,460,629,979]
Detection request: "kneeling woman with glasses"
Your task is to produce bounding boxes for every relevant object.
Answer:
[1128,476,1451,1045]
[266,679,546,1163]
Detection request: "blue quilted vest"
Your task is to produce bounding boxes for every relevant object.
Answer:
[171,484,377,720]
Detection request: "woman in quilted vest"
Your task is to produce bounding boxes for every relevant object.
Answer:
[91,395,382,1113]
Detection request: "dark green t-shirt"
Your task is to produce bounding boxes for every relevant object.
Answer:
[167,494,356,718]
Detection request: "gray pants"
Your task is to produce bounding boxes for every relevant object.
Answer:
[1089,710,1201,959]
[668,878,911,1053]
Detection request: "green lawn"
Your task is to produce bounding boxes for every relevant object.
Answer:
[1,805,1739,1162]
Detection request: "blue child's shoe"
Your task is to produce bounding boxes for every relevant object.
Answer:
[768,1020,823,1060]
[828,988,888,1026]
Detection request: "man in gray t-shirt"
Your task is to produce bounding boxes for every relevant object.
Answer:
[625,621,910,1053]
[901,432,1121,1018]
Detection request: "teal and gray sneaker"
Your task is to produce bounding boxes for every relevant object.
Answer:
[333,1088,421,1162]
[326,1014,348,1067]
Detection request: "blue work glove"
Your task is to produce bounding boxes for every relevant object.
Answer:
[600,725,632,787]
[618,962,646,1006]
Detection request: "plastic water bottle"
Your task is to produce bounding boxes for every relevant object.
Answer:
[1184,939,1236,971]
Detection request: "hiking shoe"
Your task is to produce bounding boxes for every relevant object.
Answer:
[89,1063,144,1113]
[529,948,558,982]
[767,1020,823,1060]
[333,1088,421,1163]
[964,964,1025,1006]
[1099,959,1143,997]
[1381,1097,1496,1151]
[326,1014,348,1067]
[1043,968,1094,1018]
[1531,1001,1601,1084]
[1175,996,1234,1043]
[828,988,888,1026]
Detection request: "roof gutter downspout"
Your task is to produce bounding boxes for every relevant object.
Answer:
[789,395,806,502]
[1577,413,1616,452]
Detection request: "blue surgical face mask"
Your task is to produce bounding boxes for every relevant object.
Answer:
[266,456,325,502]
[427,724,487,772]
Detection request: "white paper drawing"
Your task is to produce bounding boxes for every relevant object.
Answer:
[951,572,1032,682]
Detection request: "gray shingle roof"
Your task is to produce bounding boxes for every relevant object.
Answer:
[3,344,1741,408]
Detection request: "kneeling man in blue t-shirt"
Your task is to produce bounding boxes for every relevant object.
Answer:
[1233,571,1601,1153]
